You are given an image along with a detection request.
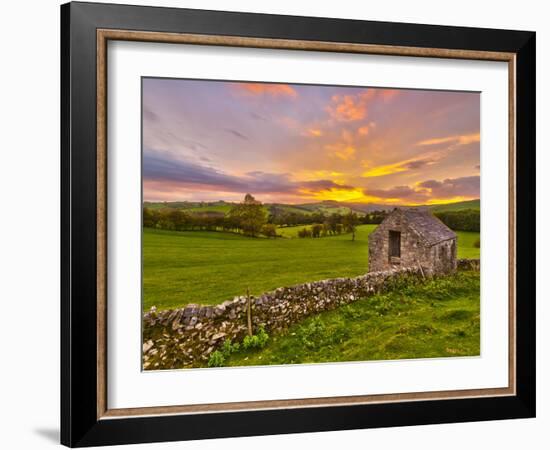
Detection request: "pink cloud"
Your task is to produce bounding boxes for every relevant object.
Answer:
[232,82,297,98]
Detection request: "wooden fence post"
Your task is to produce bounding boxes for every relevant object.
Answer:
[246,286,252,336]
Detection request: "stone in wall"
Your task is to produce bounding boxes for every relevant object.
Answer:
[457,258,480,271]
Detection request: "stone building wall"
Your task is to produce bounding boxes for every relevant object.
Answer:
[368,213,431,273]
[431,239,457,274]
[142,266,423,370]
[368,212,457,275]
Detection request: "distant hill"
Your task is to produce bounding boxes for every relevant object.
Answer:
[294,202,356,215]
[143,200,233,213]
[428,199,480,212]
[143,198,480,216]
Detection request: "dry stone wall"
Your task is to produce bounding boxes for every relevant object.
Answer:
[457,258,480,271]
[143,266,423,370]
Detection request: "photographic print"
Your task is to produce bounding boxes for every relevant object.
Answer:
[141,78,481,371]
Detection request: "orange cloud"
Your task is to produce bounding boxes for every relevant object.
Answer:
[416,132,480,146]
[357,125,370,136]
[334,146,356,160]
[363,162,409,177]
[362,153,439,177]
[324,129,357,160]
[362,132,478,178]
[379,89,400,102]
[326,142,356,161]
[233,83,297,98]
[326,90,375,122]
[302,186,366,202]
[297,170,345,179]
[361,176,479,205]
[303,128,323,137]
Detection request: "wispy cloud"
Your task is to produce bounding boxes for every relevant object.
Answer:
[416,132,480,147]
[364,175,480,204]
[378,89,400,102]
[325,129,357,161]
[250,112,267,121]
[143,78,479,204]
[302,128,323,137]
[362,154,438,177]
[143,151,358,199]
[223,128,249,140]
[232,82,297,98]
[417,176,480,198]
[143,108,159,122]
[362,131,479,178]
[365,185,428,203]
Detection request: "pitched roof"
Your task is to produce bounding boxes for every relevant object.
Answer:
[397,208,456,246]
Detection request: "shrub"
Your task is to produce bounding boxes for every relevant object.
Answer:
[256,326,269,347]
[473,238,480,248]
[299,316,326,349]
[221,338,240,357]
[311,224,322,238]
[207,350,225,367]
[261,223,278,238]
[297,228,312,238]
[242,326,269,350]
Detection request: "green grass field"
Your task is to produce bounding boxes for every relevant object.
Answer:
[455,231,481,258]
[143,225,479,311]
[276,224,324,238]
[221,271,480,368]
[429,199,480,212]
[184,204,233,214]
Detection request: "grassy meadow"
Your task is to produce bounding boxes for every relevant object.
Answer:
[222,271,480,367]
[429,199,480,212]
[143,224,479,311]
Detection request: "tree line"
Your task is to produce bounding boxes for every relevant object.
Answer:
[296,211,359,240]
[143,193,273,237]
[143,194,361,239]
[433,209,480,232]
[143,195,480,236]
[267,208,387,227]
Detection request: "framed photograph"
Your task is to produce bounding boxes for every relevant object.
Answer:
[61,2,536,447]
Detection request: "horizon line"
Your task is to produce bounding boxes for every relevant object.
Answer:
[142,198,480,206]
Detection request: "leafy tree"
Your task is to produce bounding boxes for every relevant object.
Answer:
[143,207,155,228]
[343,211,359,241]
[311,224,322,238]
[434,209,480,232]
[169,209,190,231]
[362,210,388,224]
[327,213,342,234]
[228,194,267,236]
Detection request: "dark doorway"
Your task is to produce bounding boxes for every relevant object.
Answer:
[389,231,401,257]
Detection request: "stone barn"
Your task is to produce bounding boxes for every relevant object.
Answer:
[368,208,457,275]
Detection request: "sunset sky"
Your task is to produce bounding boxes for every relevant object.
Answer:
[142,78,480,205]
